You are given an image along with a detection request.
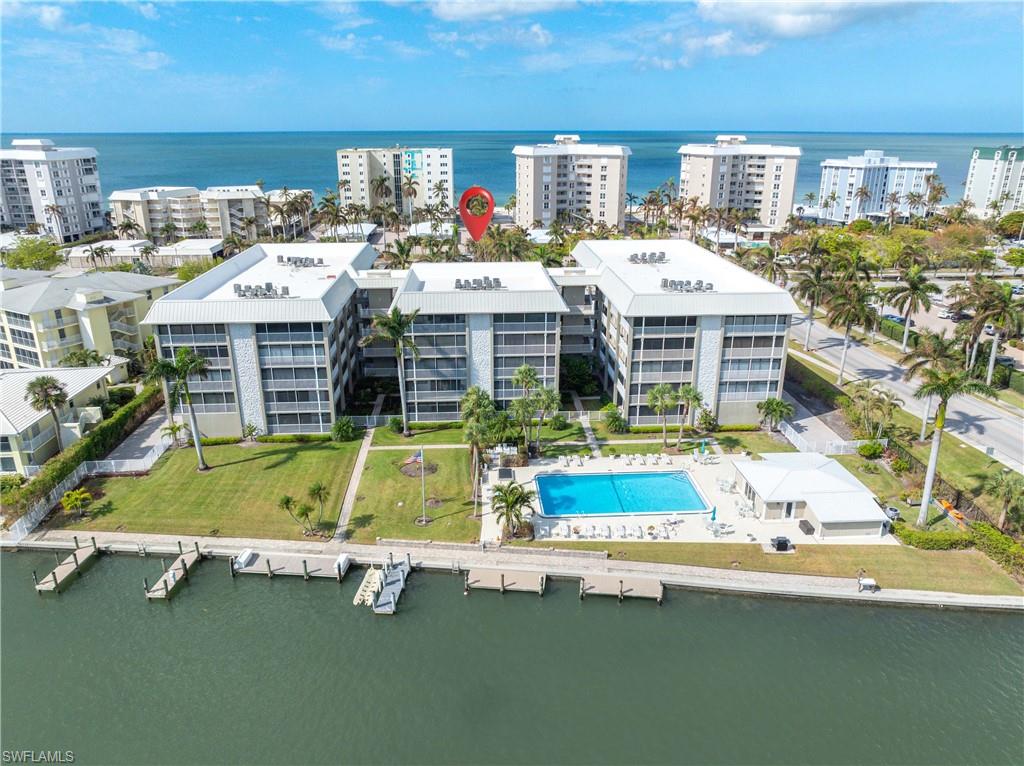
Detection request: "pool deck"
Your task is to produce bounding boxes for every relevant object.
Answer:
[484,454,899,548]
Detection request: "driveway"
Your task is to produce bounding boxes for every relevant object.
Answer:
[106,411,167,460]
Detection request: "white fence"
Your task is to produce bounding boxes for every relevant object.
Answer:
[778,420,887,456]
[345,410,584,428]
[1,436,172,545]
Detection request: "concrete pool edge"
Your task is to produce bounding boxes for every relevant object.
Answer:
[533,469,711,519]
[7,530,1023,613]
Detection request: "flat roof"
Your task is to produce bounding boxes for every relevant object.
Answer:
[392,262,568,314]
[678,143,801,158]
[513,141,631,158]
[570,239,799,317]
[143,243,377,324]
[109,187,199,201]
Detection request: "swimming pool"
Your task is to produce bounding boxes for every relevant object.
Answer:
[534,471,708,517]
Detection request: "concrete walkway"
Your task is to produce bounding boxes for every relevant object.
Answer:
[106,410,167,460]
[781,391,844,447]
[571,390,602,458]
[333,395,384,540]
[15,528,1023,612]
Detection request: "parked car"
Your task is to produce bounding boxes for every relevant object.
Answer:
[994,356,1015,368]
[883,313,915,327]
[951,312,973,323]
[984,323,996,335]
[1012,285,1024,296]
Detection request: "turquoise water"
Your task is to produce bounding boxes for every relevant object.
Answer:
[1,130,1019,204]
[536,471,706,516]
[2,551,1022,765]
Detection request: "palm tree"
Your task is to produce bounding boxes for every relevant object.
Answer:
[646,383,676,447]
[146,347,211,470]
[983,470,1024,531]
[853,185,872,218]
[382,238,415,269]
[674,384,702,446]
[884,192,903,231]
[44,203,66,238]
[707,206,730,255]
[511,364,541,447]
[887,266,940,352]
[61,348,105,367]
[117,217,141,240]
[139,242,160,265]
[751,247,788,284]
[826,281,877,384]
[358,308,419,436]
[370,175,392,213]
[278,494,304,531]
[899,330,962,441]
[239,215,258,241]
[792,253,832,351]
[308,480,328,531]
[802,191,817,208]
[161,420,189,447]
[158,222,177,244]
[461,386,495,502]
[24,376,68,452]
[756,397,794,431]
[905,191,925,220]
[400,174,419,228]
[911,368,995,526]
[188,219,210,238]
[973,282,1024,385]
[491,481,537,539]
[533,387,561,455]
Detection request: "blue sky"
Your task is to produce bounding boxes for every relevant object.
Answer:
[2,1,1022,133]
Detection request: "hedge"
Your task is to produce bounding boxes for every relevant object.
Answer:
[716,424,761,432]
[878,317,920,349]
[5,384,163,517]
[971,523,1024,578]
[190,436,242,446]
[256,433,332,443]
[408,421,462,430]
[892,523,973,550]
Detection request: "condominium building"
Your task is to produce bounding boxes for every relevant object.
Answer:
[677,135,800,231]
[0,139,105,242]
[818,150,937,224]
[512,135,630,229]
[142,239,795,437]
[63,238,224,270]
[109,185,310,241]
[1,363,115,475]
[336,147,454,213]
[0,268,179,376]
[964,145,1024,217]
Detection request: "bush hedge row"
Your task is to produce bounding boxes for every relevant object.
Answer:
[6,384,163,516]
[255,433,332,443]
[970,523,1024,578]
[892,523,973,550]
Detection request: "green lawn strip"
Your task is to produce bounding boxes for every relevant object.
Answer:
[541,444,595,458]
[513,541,1021,596]
[371,426,466,446]
[537,421,586,442]
[592,421,670,441]
[601,442,670,456]
[714,431,797,455]
[577,396,611,412]
[347,449,478,543]
[51,442,360,540]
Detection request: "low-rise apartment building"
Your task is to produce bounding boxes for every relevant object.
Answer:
[0,363,115,475]
[964,145,1023,217]
[0,268,178,376]
[336,147,454,214]
[0,139,106,242]
[818,150,937,224]
[678,135,800,231]
[142,239,795,437]
[513,135,630,229]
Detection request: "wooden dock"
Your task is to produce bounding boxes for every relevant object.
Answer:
[465,568,546,596]
[579,574,663,604]
[231,551,350,582]
[34,538,99,593]
[145,544,203,600]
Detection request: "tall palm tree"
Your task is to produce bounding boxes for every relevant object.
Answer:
[146,347,211,470]
[911,368,995,526]
[139,242,159,265]
[826,281,877,384]
[533,387,561,455]
[24,376,69,452]
[802,191,817,208]
[899,330,962,440]
[973,282,1024,385]
[491,481,537,538]
[646,383,675,447]
[751,247,788,284]
[904,191,925,220]
[117,217,141,240]
[158,221,177,244]
[792,253,832,351]
[43,203,66,239]
[707,206,730,256]
[400,174,419,229]
[853,185,872,218]
[511,364,541,447]
[983,470,1024,531]
[924,174,946,218]
[370,176,392,213]
[383,238,415,269]
[461,385,495,502]
[674,384,702,446]
[359,308,419,436]
[308,480,328,530]
[61,349,105,367]
[887,266,940,352]
[884,192,903,231]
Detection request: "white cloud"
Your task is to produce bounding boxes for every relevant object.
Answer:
[320,32,365,54]
[426,0,576,22]
[521,40,632,72]
[1,2,66,29]
[430,22,554,50]
[696,0,913,38]
[641,29,767,69]
[133,3,160,21]
[315,1,375,29]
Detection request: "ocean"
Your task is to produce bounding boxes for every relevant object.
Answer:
[2,130,1020,206]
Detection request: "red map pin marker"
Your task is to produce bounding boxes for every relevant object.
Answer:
[458,186,495,241]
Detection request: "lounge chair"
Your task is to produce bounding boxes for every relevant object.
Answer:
[560,455,569,468]
[576,455,584,467]
[636,454,646,465]
[618,524,627,538]
[662,455,672,465]
[625,454,633,465]
[693,448,700,463]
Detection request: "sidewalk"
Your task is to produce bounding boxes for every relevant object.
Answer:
[570,390,602,458]
[106,410,166,460]
[333,394,384,540]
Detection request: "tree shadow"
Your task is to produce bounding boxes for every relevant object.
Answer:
[349,514,374,530]
[87,500,115,520]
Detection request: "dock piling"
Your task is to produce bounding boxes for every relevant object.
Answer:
[266,558,273,578]
[177,540,183,556]
[336,562,342,583]
[406,552,412,569]
[618,579,624,603]
[144,576,149,592]
[73,535,79,549]
[464,571,469,596]
[539,575,545,596]
[499,573,505,593]
[161,558,167,573]
[180,560,188,581]
[194,541,201,558]
[71,551,80,572]
[302,559,309,581]
[579,578,585,600]
[51,571,59,592]
[388,551,394,567]
[91,537,97,552]
[229,557,236,578]
[32,570,38,587]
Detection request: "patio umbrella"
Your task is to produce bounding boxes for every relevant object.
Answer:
[700,439,706,455]
[710,505,717,522]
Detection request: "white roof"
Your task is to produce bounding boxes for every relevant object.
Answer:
[570,239,799,317]
[821,151,937,169]
[63,240,151,260]
[0,365,115,436]
[527,228,553,244]
[391,262,568,315]
[679,139,801,158]
[201,185,264,200]
[156,239,224,257]
[108,187,199,202]
[336,222,377,241]
[143,243,377,324]
[409,222,455,238]
[1,139,96,161]
[734,453,888,525]
[0,269,179,314]
[513,136,631,158]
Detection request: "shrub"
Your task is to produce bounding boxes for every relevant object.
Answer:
[106,386,137,408]
[970,523,1024,577]
[858,441,885,460]
[256,433,332,443]
[696,408,719,432]
[190,436,242,446]
[716,424,760,432]
[847,219,873,234]
[388,416,404,434]
[548,413,569,431]
[601,403,628,433]
[1,474,25,493]
[892,523,973,550]
[331,416,360,442]
[409,421,460,430]
[995,210,1024,239]
[890,457,911,475]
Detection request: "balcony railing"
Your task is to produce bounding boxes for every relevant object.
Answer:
[403,368,466,381]
[407,390,466,402]
[20,425,57,453]
[493,322,552,332]
[721,347,785,359]
[258,354,327,366]
[560,344,593,355]
[262,379,329,391]
[633,326,697,336]
[723,324,788,335]
[493,344,551,355]
[359,307,387,319]
[415,346,465,358]
[565,304,595,316]
[108,320,136,335]
[256,332,325,344]
[39,334,82,350]
[159,333,226,345]
[410,324,467,335]
[720,369,780,382]
[264,401,331,413]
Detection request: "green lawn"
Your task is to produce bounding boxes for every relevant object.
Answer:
[542,443,594,458]
[592,422,664,441]
[515,541,1021,596]
[714,431,797,455]
[601,443,669,456]
[346,449,478,543]
[537,421,586,443]
[372,425,467,446]
[51,442,361,540]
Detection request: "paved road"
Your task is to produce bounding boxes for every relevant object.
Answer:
[793,315,1023,473]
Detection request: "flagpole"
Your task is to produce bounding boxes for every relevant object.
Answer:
[420,448,426,524]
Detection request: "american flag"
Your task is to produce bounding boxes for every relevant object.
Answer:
[406,450,423,465]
